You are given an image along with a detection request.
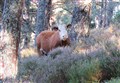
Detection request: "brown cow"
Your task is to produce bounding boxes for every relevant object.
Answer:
[36,24,70,55]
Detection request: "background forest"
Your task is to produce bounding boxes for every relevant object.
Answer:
[0,0,120,83]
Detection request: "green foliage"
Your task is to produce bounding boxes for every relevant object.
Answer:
[104,41,120,57]
[56,10,71,24]
[61,14,71,24]
[34,47,80,83]
[105,78,120,83]
[18,57,39,81]
[113,11,120,23]
[100,56,120,79]
[67,59,101,83]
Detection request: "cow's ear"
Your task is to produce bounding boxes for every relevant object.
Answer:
[66,24,72,29]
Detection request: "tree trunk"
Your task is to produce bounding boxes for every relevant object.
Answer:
[34,0,46,46]
[102,0,107,28]
[98,0,104,28]
[70,5,89,42]
[45,0,52,29]
[91,0,97,18]
[106,0,114,27]
[1,0,23,79]
[100,0,108,28]
[0,0,4,15]
[71,7,87,26]
[92,0,100,29]
[22,0,31,48]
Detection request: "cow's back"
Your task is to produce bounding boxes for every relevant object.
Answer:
[36,30,55,45]
[36,30,57,54]
[49,31,61,49]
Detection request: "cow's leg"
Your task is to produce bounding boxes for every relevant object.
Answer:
[40,48,47,56]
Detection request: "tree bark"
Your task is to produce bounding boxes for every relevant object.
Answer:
[100,0,114,28]
[0,0,4,15]
[45,0,52,29]
[22,0,31,48]
[70,5,89,41]
[34,0,46,46]
[106,0,114,27]
[1,0,23,78]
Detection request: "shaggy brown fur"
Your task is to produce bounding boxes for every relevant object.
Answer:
[36,30,70,55]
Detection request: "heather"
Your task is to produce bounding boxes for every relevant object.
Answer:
[3,25,120,83]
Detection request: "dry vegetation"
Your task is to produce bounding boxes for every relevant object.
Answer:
[3,24,120,82]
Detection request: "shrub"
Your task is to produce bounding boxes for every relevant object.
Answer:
[34,47,85,83]
[100,56,120,81]
[18,42,120,83]
[66,59,101,83]
[105,78,120,83]
[104,41,120,57]
[18,56,40,81]
[113,11,120,23]
[48,47,72,59]
[19,47,82,83]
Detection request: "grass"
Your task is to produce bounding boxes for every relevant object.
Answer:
[20,47,38,58]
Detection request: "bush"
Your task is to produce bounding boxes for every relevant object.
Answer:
[105,78,120,83]
[67,59,101,83]
[34,47,85,83]
[104,41,120,57]
[18,56,40,82]
[19,47,82,83]
[18,41,120,83]
[113,11,120,23]
[100,56,120,81]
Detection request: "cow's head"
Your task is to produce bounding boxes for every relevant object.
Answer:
[57,24,69,41]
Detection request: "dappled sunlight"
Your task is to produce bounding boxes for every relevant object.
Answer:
[90,28,113,43]
[30,33,35,46]
[20,47,38,58]
[117,38,120,48]
[74,24,120,56]
[74,44,102,55]
[0,30,11,44]
[108,25,114,33]
[83,0,91,5]
[0,30,18,79]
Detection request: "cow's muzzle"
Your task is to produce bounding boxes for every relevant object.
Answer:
[62,35,68,41]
